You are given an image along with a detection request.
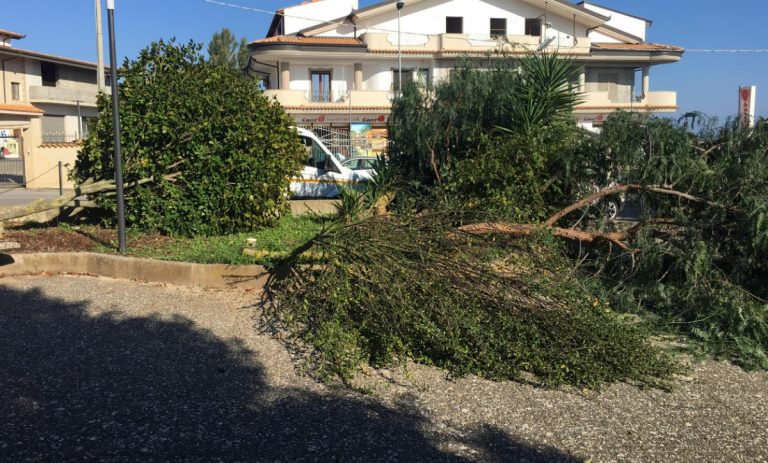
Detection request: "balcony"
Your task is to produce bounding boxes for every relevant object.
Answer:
[263,89,393,108]
[28,86,106,107]
[360,32,591,56]
[576,91,677,113]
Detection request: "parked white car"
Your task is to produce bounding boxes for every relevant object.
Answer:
[290,127,375,198]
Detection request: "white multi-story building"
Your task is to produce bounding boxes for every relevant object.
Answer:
[248,0,683,140]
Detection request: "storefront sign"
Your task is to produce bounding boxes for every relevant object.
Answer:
[739,86,757,129]
[577,114,606,124]
[296,113,389,125]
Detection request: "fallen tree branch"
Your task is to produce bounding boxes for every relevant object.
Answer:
[457,222,632,251]
[0,172,181,222]
[545,184,725,227]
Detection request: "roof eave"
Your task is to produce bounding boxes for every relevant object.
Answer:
[249,43,367,53]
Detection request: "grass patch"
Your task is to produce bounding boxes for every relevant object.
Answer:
[110,214,328,265]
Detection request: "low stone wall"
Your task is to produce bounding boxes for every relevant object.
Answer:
[0,252,270,290]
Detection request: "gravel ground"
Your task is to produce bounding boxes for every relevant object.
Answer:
[1,274,766,462]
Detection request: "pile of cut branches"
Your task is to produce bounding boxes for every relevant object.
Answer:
[263,208,677,389]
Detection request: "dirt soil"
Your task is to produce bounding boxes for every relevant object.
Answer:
[3,225,172,253]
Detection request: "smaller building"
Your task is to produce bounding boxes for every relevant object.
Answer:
[0,28,104,189]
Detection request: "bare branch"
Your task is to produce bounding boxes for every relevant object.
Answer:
[457,222,632,251]
[545,184,725,227]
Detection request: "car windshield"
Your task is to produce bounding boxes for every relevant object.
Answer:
[343,158,377,170]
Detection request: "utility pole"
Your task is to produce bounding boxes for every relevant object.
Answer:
[107,0,127,253]
[396,1,404,95]
[95,0,105,90]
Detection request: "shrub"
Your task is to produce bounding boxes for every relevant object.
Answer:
[74,39,304,236]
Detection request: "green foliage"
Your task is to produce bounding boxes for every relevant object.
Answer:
[589,114,768,369]
[388,53,581,190]
[387,54,587,220]
[266,210,677,389]
[207,28,249,69]
[74,39,304,236]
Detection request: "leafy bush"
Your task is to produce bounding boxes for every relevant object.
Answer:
[74,39,304,236]
[388,54,581,189]
[265,211,677,388]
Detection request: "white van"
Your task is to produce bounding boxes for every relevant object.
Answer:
[291,127,375,198]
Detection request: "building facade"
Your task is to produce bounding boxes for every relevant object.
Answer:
[248,0,683,143]
[0,28,102,189]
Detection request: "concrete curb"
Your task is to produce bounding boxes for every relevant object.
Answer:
[0,252,270,290]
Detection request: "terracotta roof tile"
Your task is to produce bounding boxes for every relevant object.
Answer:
[39,141,84,148]
[367,49,591,56]
[591,42,684,52]
[0,28,25,39]
[283,105,391,111]
[250,36,363,46]
[0,103,44,114]
[575,104,678,111]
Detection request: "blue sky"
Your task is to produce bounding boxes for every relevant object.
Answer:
[5,0,766,121]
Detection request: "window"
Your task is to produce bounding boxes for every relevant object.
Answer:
[417,68,430,84]
[490,18,507,38]
[11,82,20,100]
[392,68,431,89]
[525,18,541,37]
[257,75,270,91]
[310,70,332,102]
[81,117,93,139]
[42,115,66,143]
[446,16,463,34]
[300,135,327,168]
[392,69,413,92]
[41,61,58,87]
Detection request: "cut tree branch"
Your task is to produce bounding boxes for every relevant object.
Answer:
[0,172,181,222]
[457,222,632,251]
[544,184,724,227]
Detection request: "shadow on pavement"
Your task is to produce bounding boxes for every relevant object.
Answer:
[0,284,577,462]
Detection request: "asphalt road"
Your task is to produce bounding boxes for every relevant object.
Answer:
[0,187,339,217]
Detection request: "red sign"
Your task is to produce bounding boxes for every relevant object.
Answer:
[297,113,389,125]
[739,86,756,129]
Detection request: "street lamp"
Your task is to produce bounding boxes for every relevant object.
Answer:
[106,0,127,253]
[396,0,404,95]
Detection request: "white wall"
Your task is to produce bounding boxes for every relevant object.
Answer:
[284,0,359,35]
[363,58,436,90]
[589,30,620,44]
[355,0,587,43]
[581,2,647,41]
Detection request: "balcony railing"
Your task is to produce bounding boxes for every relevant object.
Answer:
[360,32,591,55]
[576,91,677,111]
[29,85,105,106]
[42,132,81,144]
[263,89,393,107]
